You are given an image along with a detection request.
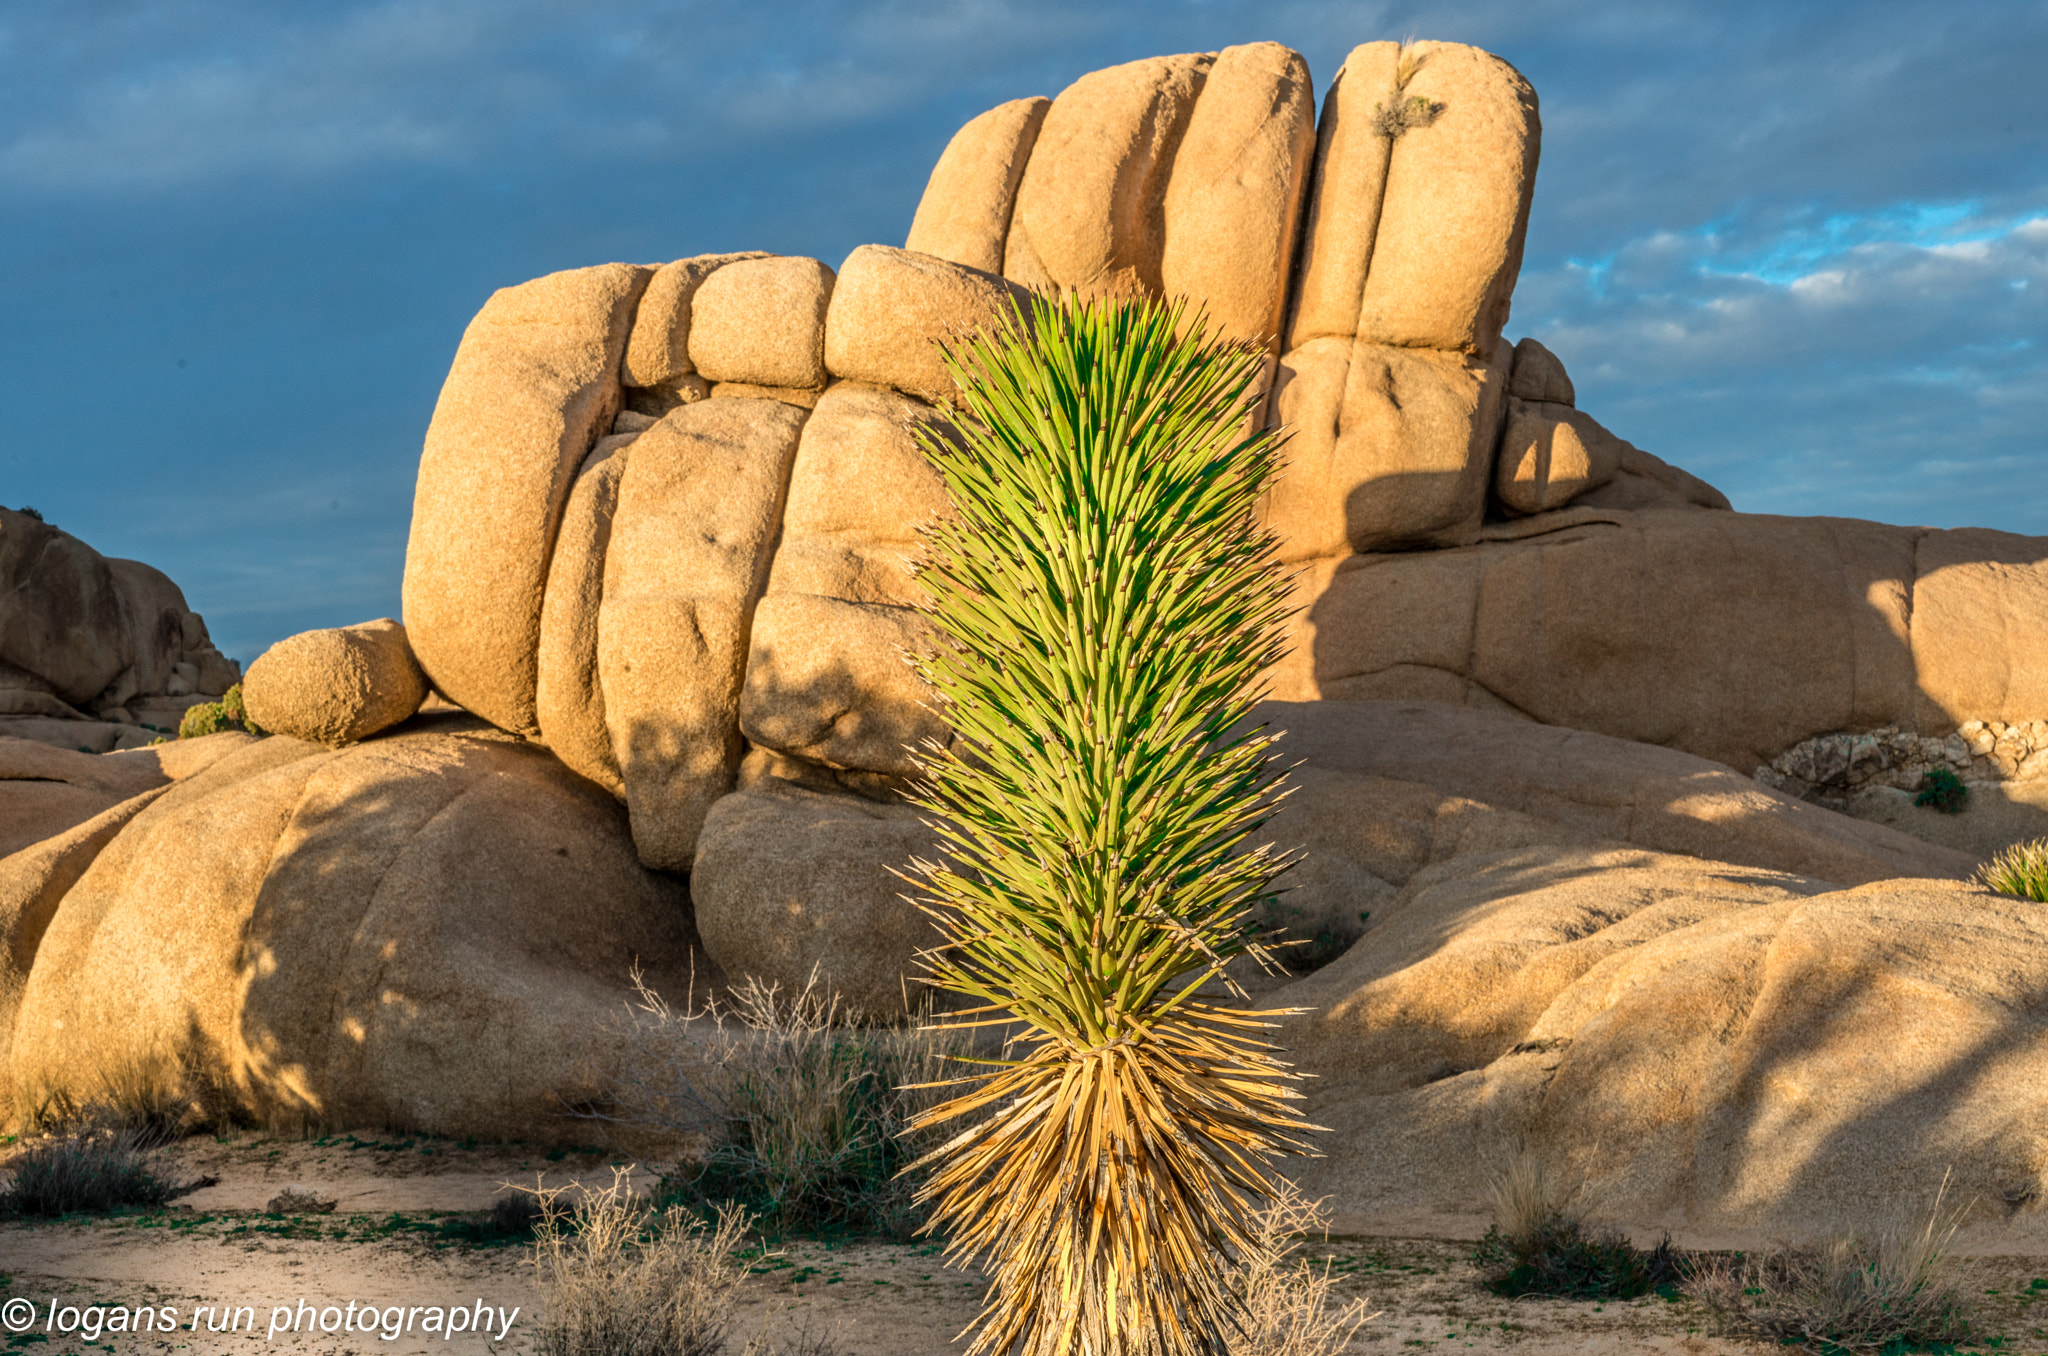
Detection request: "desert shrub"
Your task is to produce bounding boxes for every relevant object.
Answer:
[178,682,263,739]
[604,971,965,1239]
[1915,767,1969,814]
[15,505,44,522]
[1370,94,1445,137]
[902,293,1312,1356]
[1470,1156,1677,1300]
[526,1169,753,1356]
[1979,838,2048,902]
[1682,1180,1974,1352]
[0,1122,181,1217]
[1233,1181,1378,1356]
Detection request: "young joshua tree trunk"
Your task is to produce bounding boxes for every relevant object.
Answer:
[904,292,1317,1356]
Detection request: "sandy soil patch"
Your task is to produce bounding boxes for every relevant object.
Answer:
[5,1130,2048,1355]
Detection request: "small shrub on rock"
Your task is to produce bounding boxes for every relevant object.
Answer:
[1979,838,2048,902]
[1914,766,1969,814]
[178,682,264,739]
[1370,94,1445,137]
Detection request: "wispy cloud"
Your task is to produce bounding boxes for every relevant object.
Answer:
[1518,197,2048,527]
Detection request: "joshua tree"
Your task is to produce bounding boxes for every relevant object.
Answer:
[905,293,1317,1356]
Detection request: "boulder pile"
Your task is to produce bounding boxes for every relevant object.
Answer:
[10,37,2048,1244]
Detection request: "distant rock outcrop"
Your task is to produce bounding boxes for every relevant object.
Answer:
[0,506,241,750]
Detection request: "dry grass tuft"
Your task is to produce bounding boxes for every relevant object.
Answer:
[0,1119,183,1217]
[1232,1180,1378,1356]
[1471,1154,1677,1300]
[525,1168,755,1356]
[1683,1177,1976,1353]
[9,1046,236,1142]
[601,969,969,1237]
[1371,95,1445,138]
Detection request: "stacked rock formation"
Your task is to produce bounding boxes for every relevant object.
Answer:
[385,38,2048,874]
[0,506,242,751]
[15,36,2048,1243]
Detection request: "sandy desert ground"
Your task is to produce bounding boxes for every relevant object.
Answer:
[7,1130,2048,1356]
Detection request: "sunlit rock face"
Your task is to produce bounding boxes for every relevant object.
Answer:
[5,716,715,1143]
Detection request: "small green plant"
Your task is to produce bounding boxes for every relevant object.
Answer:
[1470,1155,1678,1299]
[525,1168,753,1356]
[1979,837,2048,901]
[1915,766,1969,814]
[1682,1176,1975,1352]
[14,505,44,522]
[1371,94,1445,137]
[178,682,263,739]
[0,1121,182,1217]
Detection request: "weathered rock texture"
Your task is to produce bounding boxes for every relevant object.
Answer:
[402,263,651,736]
[692,764,939,1020]
[739,382,954,778]
[823,245,1029,402]
[1272,512,2048,778]
[906,98,1050,274]
[687,256,835,391]
[623,252,770,388]
[1,737,170,859]
[1282,865,2048,1244]
[598,399,808,869]
[1754,719,2048,860]
[242,619,428,747]
[1158,42,1317,349]
[8,718,714,1141]
[1003,52,1214,300]
[536,436,633,794]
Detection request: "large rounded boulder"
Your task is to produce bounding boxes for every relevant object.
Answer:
[1278,854,2048,1245]
[7,715,716,1141]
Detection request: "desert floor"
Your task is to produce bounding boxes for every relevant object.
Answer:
[6,1131,2048,1355]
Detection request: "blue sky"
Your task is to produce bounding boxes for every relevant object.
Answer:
[2,0,2044,663]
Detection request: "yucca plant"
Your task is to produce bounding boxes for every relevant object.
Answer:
[1979,837,2048,901]
[902,293,1319,1356]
